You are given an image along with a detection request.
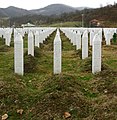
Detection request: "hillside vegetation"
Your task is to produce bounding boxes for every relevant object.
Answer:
[0,30,117,119]
[0,3,117,27]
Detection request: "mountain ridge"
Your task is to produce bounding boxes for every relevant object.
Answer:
[0,4,89,18]
[30,4,77,15]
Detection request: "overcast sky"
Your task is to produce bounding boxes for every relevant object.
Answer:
[0,0,117,10]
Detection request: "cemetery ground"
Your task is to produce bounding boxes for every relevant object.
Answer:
[0,30,117,120]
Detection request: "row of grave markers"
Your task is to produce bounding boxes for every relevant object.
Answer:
[14,28,56,75]
[0,27,116,47]
[54,28,110,74]
[0,27,117,46]
[0,27,117,75]
[58,27,116,74]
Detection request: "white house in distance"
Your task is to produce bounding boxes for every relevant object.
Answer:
[21,22,35,27]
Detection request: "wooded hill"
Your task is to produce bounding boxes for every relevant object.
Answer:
[1,3,117,27]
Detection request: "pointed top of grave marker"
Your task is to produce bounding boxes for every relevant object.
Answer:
[15,33,23,43]
[93,33,101,43]
[82,30,88,39]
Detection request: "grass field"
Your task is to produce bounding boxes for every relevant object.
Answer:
[0,30,117,120]
[40,21,117,28]
[41,21,81,27]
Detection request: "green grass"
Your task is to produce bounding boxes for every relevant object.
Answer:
[43,21,81,27]
[0,30,117,120]
[103,21,117,27]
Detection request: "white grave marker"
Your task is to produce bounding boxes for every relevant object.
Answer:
[76,31,81,50]
[92,34,101,74]
[54,30,62,74]
[14,33,24,75]
[90,31,95,46]
[35,31,40,47]
[28,31,34,56]
[82,31,88,59]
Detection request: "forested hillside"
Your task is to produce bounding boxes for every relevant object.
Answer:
[1,3,117,27]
